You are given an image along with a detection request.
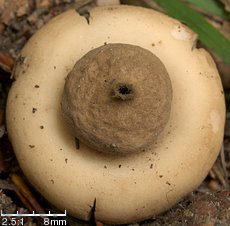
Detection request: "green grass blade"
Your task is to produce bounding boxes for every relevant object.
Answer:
[153,0,230,66]
[186,0,229,19]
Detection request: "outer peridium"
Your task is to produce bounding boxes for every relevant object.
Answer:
[6,5,225,224]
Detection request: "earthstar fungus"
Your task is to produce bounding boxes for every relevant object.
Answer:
[6,5,225,225]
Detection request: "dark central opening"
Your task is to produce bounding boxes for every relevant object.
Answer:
[118,85,131,95]
[111,83,134,101]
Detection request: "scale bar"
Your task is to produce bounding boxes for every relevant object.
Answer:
[0,210,67,217]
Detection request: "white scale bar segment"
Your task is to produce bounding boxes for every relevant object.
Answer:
[0,210,67,217]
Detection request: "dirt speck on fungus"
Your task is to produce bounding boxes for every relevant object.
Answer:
[32,107,37,113]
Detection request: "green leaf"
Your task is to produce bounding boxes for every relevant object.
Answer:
[186,0,229,19]
[153,0,230,66]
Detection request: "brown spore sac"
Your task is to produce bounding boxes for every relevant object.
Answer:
[61,44,172,154]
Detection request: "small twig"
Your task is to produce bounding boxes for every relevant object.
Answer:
[0,51,15,73]
[220,144,230,189]
[211,162,229,190]
[10,173,45,214]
